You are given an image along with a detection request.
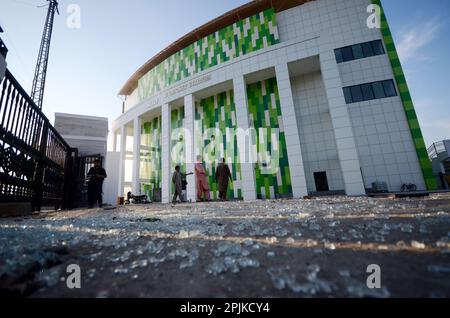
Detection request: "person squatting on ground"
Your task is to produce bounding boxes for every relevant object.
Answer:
[215,158,233,201]
[87,159,107,208]
[195,156,211,202]
[172,165,193,204]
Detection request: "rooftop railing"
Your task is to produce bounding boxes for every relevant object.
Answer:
[427,141,448,160]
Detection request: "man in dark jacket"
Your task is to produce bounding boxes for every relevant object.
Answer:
[87,159,107,208]
[215,158,232,201]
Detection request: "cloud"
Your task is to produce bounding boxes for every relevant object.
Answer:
[396,18,441,62]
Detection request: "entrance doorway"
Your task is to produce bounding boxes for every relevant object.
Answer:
[314,171,329,192]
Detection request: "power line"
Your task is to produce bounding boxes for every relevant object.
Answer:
[7,0,47,9]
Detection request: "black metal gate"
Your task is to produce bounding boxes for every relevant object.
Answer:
[0,69,74,211]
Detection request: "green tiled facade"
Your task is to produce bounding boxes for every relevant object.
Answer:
[140,117,162,199]
[372,0,437,190]
[247,78,293,199]
[170,106,186,195]
[195,90,243,200]
[138,9,280,101]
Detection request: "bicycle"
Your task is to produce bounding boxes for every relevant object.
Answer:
[401,183,417,192]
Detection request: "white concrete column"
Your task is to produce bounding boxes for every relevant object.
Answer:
[132,117,141,194]
[112,130,118,152]
[275,63,308,198]
[320,51,366,196]
[118,125,127,197]
[161,103,172,203]
[184,94,197,202]
[233,74,257,201]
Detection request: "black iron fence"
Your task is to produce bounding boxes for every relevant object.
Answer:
[0,69,73,211]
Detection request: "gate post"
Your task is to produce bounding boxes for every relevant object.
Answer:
[33,120,49,211]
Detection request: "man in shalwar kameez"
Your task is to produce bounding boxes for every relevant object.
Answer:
[195,155,211,202]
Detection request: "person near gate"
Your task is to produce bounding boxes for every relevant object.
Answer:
[87,159,107,208]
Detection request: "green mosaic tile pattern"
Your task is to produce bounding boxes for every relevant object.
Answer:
[140,117,162,199]
[247,78,292,199]
[372,0,437,190]
[171,106,185,195]
[138,9,280,101]
[195,90,243,200]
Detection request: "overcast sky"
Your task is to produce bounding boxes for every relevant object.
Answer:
[1,0,449,147]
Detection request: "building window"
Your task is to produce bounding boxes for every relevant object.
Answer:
[334,40,385,64]
[361,83,375,101]
[352,44,364,60]
[350,86,364,103]
[341,46,354,62]
[343,80,397,104]
[343,87,353,104]
[361,42,374,57]
[335,49,344,63]
[372,82,385,99]
[382,80,397,97]
[372,40,385,55]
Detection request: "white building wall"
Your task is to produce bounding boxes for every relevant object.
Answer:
[113,0,426,199]
[275,64,309,198]
[291,71,345,192]
[340,56,426,191]
[103,151,120,205]
[277,0,425,192]
[124,88,139,113]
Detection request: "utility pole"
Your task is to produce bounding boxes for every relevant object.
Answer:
[31,0,59,110]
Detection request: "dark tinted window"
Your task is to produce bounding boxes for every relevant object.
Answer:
[343,80,397,104]
[362,42,374,57]
[335,40,386,63]
[343,87,353,104]
[334,49,343,63]
[372,82,385,99]
[350,86,363,103]
[372,40,385,55]
[382,80,397,97]
[352,44,364,60]
[341,46,354,62]
[361,84,375,100]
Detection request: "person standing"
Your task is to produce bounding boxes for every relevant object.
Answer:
[87,159,107,208]
[195,155,211,202]
[172,165,192,204]
[215,158,233,201]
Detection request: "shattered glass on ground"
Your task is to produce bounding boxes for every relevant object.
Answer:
[0,194,449,297]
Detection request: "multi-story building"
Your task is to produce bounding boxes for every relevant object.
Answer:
[54,113,108,158]
[111,0,436,203]
[428,140,450,190]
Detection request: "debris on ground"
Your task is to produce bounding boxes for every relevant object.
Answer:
[0,194,449,297]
